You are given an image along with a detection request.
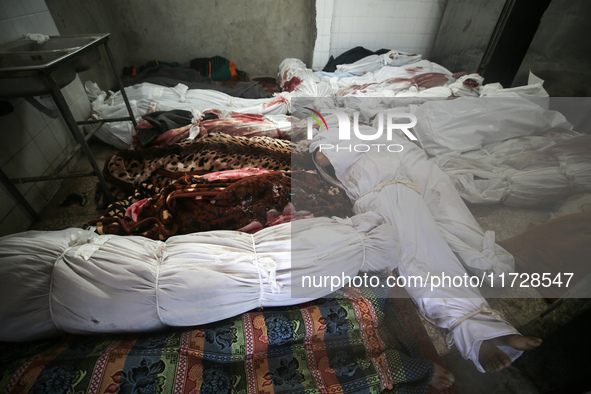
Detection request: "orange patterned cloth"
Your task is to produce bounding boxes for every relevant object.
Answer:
[0,285,434,394]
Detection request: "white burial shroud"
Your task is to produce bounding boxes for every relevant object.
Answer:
[0,213,395,342]
[309,121,522,372]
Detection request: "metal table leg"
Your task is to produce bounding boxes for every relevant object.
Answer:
[103,40,137,128]
[0,34,135,223]
[0,168,40,221]
[45,73,114,204]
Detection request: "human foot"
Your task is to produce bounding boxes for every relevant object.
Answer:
[430,363,455,389]
[478,340,512,372]
[479,335,542,372]
[491,334,542,351]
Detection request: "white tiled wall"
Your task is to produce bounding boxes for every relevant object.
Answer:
[313,0,446,70]
[312,0,334,70]
[0,0,91,236]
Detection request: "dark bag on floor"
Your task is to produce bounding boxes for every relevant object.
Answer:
[188,56,247,81]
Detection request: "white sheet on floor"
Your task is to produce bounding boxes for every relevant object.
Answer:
[0,213,397,342]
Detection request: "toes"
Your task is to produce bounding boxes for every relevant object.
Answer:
[443,369,455,383]
[486,354,511,372]
[485,360,502,372]
[431,380,448,390]
[526,337,543,348]
[502,334,543,350]
[432,377,454,390]
[430,363,455,389]
[484,360,500,372]
[501,355,512,369]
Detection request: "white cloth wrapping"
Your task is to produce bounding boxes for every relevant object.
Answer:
[330,60,455,97]
[412,97,591,207]
[277,58,334,97]
[309,122,521,372]
[276,58,453,99]
[284,54,548,103]
[95,83,290,116]
[479,72,549,100]
[335,50,423,75]
[0,214,397,342]
[88,82,290,148]
[411,96,572,157]
[432,133,591,207]
[23,33,50,44]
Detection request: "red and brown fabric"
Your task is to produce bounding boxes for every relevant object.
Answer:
[100,133,314,204]
[89,171,352,240]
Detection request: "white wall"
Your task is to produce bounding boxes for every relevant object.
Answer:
[0,0,90,236]
[313,0,446,70]
[313,0,334,70]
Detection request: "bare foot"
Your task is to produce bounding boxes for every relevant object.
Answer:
[430,363,455,389]
[479,335,542,372]
[491,334,542,351]
[478,340,512,372]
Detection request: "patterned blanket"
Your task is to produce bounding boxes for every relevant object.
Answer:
[0,287,433,394]
[101,133,314,204]
[89,170,352,240]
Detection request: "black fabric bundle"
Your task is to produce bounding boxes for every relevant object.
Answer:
[322,46,391,72]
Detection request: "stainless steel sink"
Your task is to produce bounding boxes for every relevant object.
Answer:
[0,51,70,68]
[0,32,135,222]
[0,34,108,98]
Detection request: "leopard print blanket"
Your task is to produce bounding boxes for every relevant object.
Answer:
[100,133,314,204]
[89,171,352,240]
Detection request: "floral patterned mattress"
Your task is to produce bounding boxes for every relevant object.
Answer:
[0,285,434,394]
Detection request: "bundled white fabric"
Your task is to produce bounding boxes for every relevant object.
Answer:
[433,130,591,207]
[195,112,303,141]
[87,82,290,148]
[413,96,591,207]
[277,58,333,97]
[447,74,484,98]
[94,83,290,116]
[393,86,455,99]
[309,123,514,278]
[480,72,549,100]
[334,60,453,90]
[277,58,313,87]
[88,102,140,149]
[411,96,572,157]
[23,33,50,44]
[309,122,520,372]
[279,57,546,103]
[335,50,422,75]
[0,214,398,342]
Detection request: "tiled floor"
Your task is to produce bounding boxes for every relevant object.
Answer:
[28,140,118,232]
